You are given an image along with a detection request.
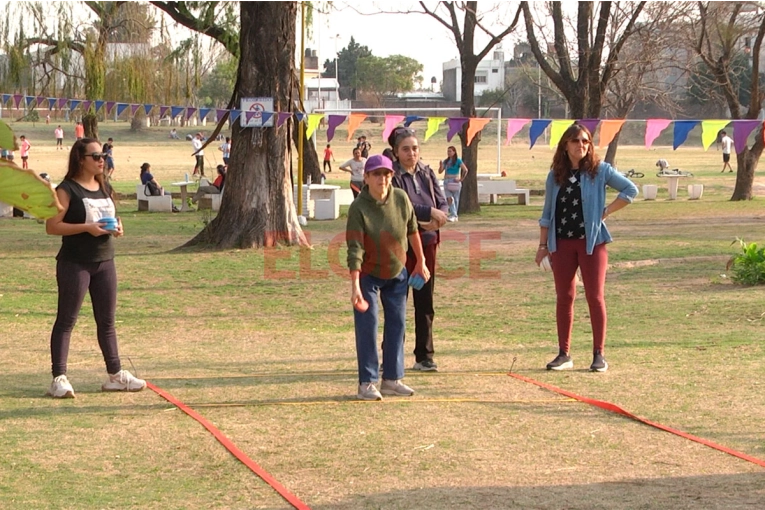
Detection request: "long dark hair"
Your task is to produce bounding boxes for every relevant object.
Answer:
[551,124,600,186]
[65,138,113,198]
[386,126,417,163]
[445,145,458,167]
[140,162,150,176]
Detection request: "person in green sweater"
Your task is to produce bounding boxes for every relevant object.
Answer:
[346,154,430,401]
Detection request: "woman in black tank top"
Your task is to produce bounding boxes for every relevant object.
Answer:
[44,138,146,398]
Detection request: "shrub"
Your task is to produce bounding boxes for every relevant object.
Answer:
[727,238,765,285]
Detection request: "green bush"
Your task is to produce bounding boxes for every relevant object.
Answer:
[728,238,765,285]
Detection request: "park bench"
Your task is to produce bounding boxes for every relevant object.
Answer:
[197,178,222,212]
[136,184,173,212]
[476,178,530,205]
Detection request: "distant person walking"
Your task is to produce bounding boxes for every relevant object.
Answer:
[102,137,115,178]
[54,125,64,150]
[219,137,231,166]
[437,145,469,222]
[323,144,335,173]
[192,132,205,177]
[720,131,734,173]
[74,122,84,140]
[19,135,31,169]
[339,148,367,198]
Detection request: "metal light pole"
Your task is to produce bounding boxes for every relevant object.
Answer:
[331,34,340,104]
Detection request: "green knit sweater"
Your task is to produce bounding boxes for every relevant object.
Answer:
[346,186,417,279]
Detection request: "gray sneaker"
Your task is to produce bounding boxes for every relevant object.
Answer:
[380,379,414,396]
[357,382,382,401]
[412,360,438,372]
[590,352,608,372]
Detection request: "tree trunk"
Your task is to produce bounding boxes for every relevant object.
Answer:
[82,113,98,140]
[732,137,762,200]
[183,2,306,249]
[457,33,480,214]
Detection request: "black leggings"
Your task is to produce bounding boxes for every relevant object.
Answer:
[50,259,122,377]
[323,160,332,172]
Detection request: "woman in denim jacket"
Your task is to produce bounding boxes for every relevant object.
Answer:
[535,123,638,373]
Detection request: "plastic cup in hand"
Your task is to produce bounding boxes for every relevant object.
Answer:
[100,217,118,232]
[408,274,426,291]
[540,255,552,272]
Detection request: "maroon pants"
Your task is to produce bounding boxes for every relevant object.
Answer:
[550,239,608,355]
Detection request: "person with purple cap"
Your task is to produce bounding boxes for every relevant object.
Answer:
[346,154,430,401]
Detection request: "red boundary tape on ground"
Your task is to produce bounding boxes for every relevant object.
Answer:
[147,382,311,510]
[507,372,765,469]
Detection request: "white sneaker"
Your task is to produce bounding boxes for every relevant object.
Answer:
[47,375,75,398]
[357,382,382,401]
[102,370,147,392]
[380,379,414,396]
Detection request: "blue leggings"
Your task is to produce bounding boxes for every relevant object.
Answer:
[50,259,122,377]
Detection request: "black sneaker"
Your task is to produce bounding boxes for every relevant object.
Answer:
[412,360,438,372]
[546,353,573,371]
[590,352,608,372]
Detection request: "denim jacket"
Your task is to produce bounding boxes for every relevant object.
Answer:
[539,162,638,255]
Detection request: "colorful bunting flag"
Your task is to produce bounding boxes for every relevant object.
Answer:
[69,100,81,112]
[144,104,154,115]
[404,115,425,127]
[598,119,626,148]
[306,113,324,138]
[425,117,446,142]
[216,109,228,122]
[673,120,700,150]
[645,119,672,149]
[294,112,306,123]
[261,111,274,127]
[25,96,34,107]
[105,101,115,114]
[159,106,170,119]
[446,117,468,142]
[13,94,22,108]
[277,112,292,128]
[170,106,184,118]
[47,97,56,110]
[94,100,105,112]
[577,118,600,134]
[116,104,129,117]
[529,119,551,149]
[382,115,406,142]
[346,113,367,141]
[245,111,258,124]
[229,109,242,122]
[82,100,92,112]
[505,119,530,145]
[326,114,347,142]
[549,119,574,148]
[199,108,211,121]
[56,97,68,109]
[130,104,140,116]
[185,107,197,120]
[466,118,491,146]
[36,96,46,107]
[732,120,762,153]
[1,94,10,104]
[700,120,730,150]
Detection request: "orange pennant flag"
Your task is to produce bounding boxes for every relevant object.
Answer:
[347,113,367,141]
[466,118,491,146]
[598,119,626,148]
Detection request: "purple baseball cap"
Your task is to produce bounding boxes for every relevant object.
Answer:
[364,154,394,173]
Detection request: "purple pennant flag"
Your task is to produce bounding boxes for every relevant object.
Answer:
[159,106,169,119]
[94,100,105,112]
[529,119,552,148]
[672,120,700,150]
[277,112,292,127]
[198,108,211,121]
[732,120,762,153]
[185,107,197,120]
[116,103,129,117]
[130,104,140,116]
[105,101,116,114]
[326,114,347,142]
[57,97,68,109]
[577,118,600,134]
[216,109,228,122]
[82,100,92,112]
[229,109,242,123]
[13,94,22,109]
[261,111,274,127]
[404,115,425,127]
[144,104,154,115]
[36,96,46,108]
[245,111,258,124]
[47,97,57,109]
[446,117,469,142]
[69,100,81,112]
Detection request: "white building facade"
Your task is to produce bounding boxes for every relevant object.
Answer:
[442,50,505,102]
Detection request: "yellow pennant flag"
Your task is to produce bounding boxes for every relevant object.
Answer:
[701,120,730,150]
[346,113,367,141]
[597,119,626,148]
[549,120,574,148]
[425,117,446,142]
[466,118,491,146]
[306,113,324,139]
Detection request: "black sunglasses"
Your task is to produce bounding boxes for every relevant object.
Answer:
[86,153,106,161]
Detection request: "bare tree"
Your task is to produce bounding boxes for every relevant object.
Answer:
[688,2,765,201]
[521,1,646,121]
[418,1,522,214]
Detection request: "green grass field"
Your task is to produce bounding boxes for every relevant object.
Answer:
[1,120,765,509]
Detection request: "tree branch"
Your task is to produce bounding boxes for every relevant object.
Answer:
[150,1,239,57]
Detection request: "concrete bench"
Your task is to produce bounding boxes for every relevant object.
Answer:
[477,180,530,205]
[197,178,222,211]
[136,184,173,212]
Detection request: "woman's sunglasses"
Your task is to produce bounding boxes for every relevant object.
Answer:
[569,138,590,145]
[86,153,106,161]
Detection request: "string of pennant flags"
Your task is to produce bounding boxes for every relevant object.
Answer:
[3,92,763,153]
